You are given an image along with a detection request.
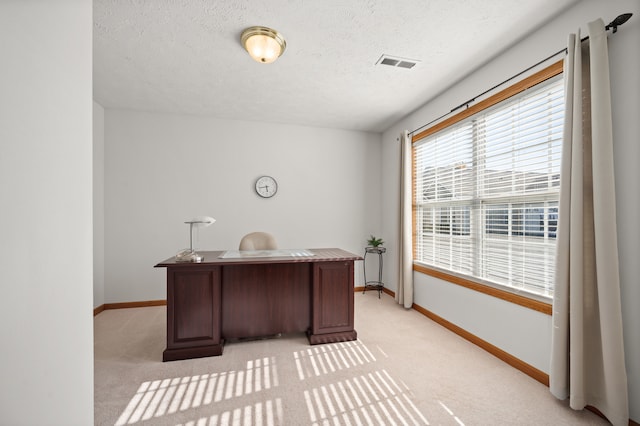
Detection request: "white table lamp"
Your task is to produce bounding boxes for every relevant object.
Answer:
[176,216,216,262]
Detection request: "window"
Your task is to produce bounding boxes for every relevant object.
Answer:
[412,63,564,298]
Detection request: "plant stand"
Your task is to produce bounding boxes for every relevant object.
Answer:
[363,246,385,298]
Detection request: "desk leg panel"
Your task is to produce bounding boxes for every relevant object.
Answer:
[309,261,357,344]
[164,267,223,361]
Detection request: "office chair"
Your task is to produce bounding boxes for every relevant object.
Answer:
[238,232,278,250]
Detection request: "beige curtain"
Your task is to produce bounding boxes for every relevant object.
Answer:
[396,131,413,308]
[550,19,628,426]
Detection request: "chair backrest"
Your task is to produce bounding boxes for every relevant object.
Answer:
[238,232,278,251]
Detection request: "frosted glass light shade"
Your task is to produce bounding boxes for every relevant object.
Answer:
[241,26,286,64]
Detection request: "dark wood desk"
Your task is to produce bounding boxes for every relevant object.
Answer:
[155,248,361,361]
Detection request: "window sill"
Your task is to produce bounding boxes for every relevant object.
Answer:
[413,263,552,315]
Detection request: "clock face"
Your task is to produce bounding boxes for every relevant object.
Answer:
[255,176,278,198]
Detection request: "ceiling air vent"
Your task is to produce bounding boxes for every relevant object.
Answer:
[376,54,419,69]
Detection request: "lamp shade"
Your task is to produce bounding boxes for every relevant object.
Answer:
[241,26,286,64]
[186,216,216,227]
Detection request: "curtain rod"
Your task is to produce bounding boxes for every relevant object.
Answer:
[408,13,632,137]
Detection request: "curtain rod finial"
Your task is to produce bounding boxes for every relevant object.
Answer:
[606,13,632,33]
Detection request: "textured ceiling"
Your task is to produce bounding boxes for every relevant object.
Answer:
[93,0,578,133]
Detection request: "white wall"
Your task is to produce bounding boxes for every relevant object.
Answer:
[94,102,105,308]
[0,1,94,424]
[382,0,639,420]
[104,110,381,303]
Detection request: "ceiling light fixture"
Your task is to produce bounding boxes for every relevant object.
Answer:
[241,26,287,64]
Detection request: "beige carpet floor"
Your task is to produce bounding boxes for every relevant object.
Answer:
[95,291,609,425]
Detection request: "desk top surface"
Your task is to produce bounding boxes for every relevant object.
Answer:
[155,248,362,267]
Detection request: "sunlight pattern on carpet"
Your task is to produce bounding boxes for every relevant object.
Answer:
[115,357,278,425]
[294,340,429,425]
[113,341,431,425]
[438,400,466,426]
[303,369,429,426]
[294,340,377,380]
[176,399,283,426]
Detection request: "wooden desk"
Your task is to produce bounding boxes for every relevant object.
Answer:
[155,248,361,361]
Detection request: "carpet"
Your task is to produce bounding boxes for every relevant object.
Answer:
[95,291,608,425]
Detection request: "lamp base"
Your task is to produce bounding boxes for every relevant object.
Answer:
[175,249,203,263]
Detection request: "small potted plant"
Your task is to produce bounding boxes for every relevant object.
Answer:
[366,235,384,248]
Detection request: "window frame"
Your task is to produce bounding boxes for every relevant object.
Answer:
[411,60,564,314]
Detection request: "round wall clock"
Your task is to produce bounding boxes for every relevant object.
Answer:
[255,175,278,198]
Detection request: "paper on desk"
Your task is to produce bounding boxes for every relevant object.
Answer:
[219,249,315,259]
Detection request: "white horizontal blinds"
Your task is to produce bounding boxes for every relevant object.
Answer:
[478,76,563,296]
[478,78,564,198]
[481,201,559,295]
[414,122,474,276]
[414,75,563,297]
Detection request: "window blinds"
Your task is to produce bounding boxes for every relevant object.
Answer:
[413,75,564,297]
